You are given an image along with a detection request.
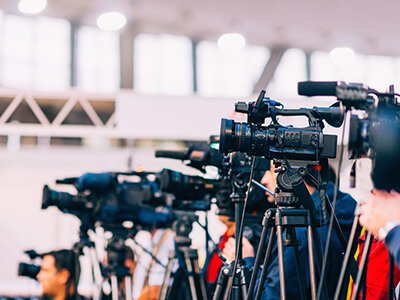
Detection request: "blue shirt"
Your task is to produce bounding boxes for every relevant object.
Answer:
[385,225,400,268]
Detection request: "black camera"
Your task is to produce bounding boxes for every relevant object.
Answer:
[156,143,271,217]
[42,171,172,228]
[158,168,217,211]
[18,249,43,280]
[219,90,344,161]
[298,81,400,191]
[18,262,41,280]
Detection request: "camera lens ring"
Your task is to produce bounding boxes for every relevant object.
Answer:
[220,118,234,154]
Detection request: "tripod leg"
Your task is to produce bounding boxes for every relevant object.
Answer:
[307,225,317,300]
[110,275,119,300]
[333,216,361,300]
[239,268,248,299]
[351,231,373,300]
[213,266,230,300]
[125,276,133,300]
[158,250,176,300]
[82,245,103,300]
[310,225,329,300]
[183,247,207,300]
[248,210,274,300]
[389,253,395,300]
[255,227,276,300]
[276,220,287,300]
[190,251,208,300]
[293,244,307,300]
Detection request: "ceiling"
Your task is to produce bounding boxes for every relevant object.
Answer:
[1,0,400,56]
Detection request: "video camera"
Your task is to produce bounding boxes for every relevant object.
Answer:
[18,250,43,280]
[219,90,344,161]
[155,142,271,217]
[42,171,172,229]
[298,81,400,191]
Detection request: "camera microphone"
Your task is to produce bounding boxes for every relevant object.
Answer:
[155,150,188,160]
[298,81,338,97]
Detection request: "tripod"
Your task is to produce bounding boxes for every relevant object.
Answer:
[73,224,103,300]
[247,159,329,300]
[158,214,207,300]
[213,172,252,300]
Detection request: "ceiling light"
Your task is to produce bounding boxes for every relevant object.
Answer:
[18,0,47,14]
[97,12,127,31]
[218,33,246,52]
[330,47,355,66]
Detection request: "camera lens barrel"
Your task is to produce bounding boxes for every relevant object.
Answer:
[18,262,40,280]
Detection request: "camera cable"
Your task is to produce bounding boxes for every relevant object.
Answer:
[316,113,347,300]
[224,156,257,300]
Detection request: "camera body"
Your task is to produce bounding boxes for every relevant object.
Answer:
[219,91,343,162]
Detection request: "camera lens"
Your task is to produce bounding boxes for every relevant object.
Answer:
[159,169,216,200]
[18,262,40,280]
[220,118,253,154]
[42,185,82,211]
[219,118,234,154]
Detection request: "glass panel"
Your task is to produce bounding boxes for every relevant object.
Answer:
[267,48,307,100]
[77,26,120,92]
[197,41,270,97]
[134,34,193,95]
[1,14,70,91]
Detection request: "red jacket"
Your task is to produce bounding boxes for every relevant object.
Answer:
[349,231,400,300]
[205,230,232,282]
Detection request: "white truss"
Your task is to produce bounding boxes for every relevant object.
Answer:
[0,88,126,138]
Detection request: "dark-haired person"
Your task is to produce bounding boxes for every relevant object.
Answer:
[37,249,82,300]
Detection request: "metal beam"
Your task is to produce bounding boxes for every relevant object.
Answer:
[191,39,198,93]
[253,46,287,93]
[305,51,312,81]
[119,28,135,89]
[69,22,79,87]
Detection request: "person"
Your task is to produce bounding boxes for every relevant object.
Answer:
[37,249,82,300]
[359,189,400,266]
[352,189,400,299]
[222,161,357,299]
[132,228,175,300]
[203,215,236,295]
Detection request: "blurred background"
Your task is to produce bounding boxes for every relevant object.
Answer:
[0,0,395,296]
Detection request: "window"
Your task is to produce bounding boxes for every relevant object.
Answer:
[311,51,398,92]
[1,14,70,91]
[134,34,193,95]
[197,41,269,97]
[267,48,307,100]
[77,26,120,92]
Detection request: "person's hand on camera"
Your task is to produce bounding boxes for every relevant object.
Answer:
[359,189,400,238]
[221,237,255,261]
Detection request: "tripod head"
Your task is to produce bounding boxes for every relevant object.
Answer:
[273,159,319,207]
[172,211,198,247]
[101,224,137,279]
